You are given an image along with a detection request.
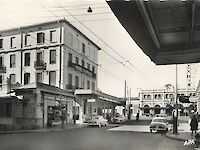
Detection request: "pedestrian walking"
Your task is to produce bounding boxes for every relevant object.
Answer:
[136,112,139,121]
[190,115,198,135]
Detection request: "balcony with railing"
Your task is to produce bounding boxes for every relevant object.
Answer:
[66,84,81,91]
[34,60,47,70]
[0,65,6,73]
[68,61,96,78]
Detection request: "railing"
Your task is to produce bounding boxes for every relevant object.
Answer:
[0,66,6,73]
[68,61,97,78]
[66,84,81,91]
[34,60,47,70]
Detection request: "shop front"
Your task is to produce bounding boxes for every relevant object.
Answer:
[13,82,76,129]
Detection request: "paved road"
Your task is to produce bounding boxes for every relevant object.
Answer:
[0,126,192,150]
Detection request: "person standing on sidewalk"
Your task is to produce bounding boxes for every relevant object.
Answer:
[190,115,198,135]
[136,112,139,121]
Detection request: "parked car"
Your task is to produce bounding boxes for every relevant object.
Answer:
[155,114,167,117]
[111,115,126,123]
[88,115,108,127]
[149,117,169,133]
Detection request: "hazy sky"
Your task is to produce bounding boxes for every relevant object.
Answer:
[0,0,189,97]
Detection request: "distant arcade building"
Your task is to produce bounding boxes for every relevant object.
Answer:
[139,88,197,116]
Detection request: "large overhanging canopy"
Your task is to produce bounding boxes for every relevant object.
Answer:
[107,0,200,65]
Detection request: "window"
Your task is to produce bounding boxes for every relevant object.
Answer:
[25,34,30,46]
[50,50,56,64]
[87,63,90,70]
[37,32,45,44]
[0,39,3,49]
[92,66,95,73]
[75,76,79,88]
[0,56,3,68]
[87,80,90,89]
[6,103,12,117]
[0,103,12,118]
[75,57,79,65]
[24,73,30,85]
[37,52,43,62]
[82,60,85,68]
[10,37,15,48]
[82,43,85,53]
[68,73,72,88]
[36,72,42,83]
[50,30,57,43]
[10,54,16,68]
[81,80,85,89]
[10,74,15,84]
[49,71,56,86]
[24,53,30,66]
[92,82,95,90]
[0,75,2,88]
[69,53,72,62]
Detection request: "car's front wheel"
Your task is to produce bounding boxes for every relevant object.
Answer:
[150,129,152,133]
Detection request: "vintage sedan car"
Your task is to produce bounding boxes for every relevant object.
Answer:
[111,115,126,123]
[88,115,108,127]
[149,117,169,133]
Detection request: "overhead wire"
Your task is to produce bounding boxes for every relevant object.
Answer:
[53,1,154,85]
[0,1,154,87]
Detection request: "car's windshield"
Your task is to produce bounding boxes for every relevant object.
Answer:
[153,119,166,123]
[92,116,99,120]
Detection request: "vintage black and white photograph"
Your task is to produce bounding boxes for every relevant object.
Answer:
[0,0,200,149]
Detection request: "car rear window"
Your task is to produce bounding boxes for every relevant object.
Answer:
[153,119,166,123]
[93,116,99,119]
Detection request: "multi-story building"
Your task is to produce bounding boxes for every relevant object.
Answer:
[139,87,197,116]
[0,19,100,130]
[186,63,200,88]
[0,20,99,94]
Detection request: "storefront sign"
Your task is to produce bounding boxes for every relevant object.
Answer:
[75,89,93,95]
[87,99,96,102]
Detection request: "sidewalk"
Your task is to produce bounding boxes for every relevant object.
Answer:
[166,119,200,141]
[0,123,88,134]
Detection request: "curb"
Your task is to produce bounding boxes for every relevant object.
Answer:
[0,125,87,135]
[165,132,188,141]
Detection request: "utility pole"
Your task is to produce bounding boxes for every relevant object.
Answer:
[173,64,178,134]
[124,80,127,117]
[128,88,131,120]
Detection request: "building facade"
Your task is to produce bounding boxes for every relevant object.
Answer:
[186,63,200,88]
[139,87,197,116]
[0,19,99,94]
[0,20,100,130]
